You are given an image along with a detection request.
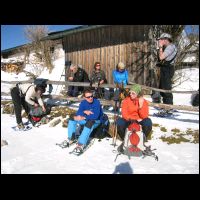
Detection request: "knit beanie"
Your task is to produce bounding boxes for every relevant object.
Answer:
[130,84,141,95]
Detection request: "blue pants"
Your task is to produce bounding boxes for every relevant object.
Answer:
[68,120,101,145]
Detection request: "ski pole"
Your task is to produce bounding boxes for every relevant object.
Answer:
[112,100,118,146]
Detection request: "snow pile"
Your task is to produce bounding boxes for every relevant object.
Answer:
[173,68,199,106]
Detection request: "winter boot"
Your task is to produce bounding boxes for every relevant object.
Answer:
[73,144,84,155]
[117,142,124,154]
[17,123,25,130]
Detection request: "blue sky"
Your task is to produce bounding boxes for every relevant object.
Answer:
[1,25,81,50]
[1,25,199,51]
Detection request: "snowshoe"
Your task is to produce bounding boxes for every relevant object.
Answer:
[69,144,84,156]
[56,139,77,149]
[11,125,32,132]
[69,138,95,156]
[153,109,176,118]
[142,146,158,161]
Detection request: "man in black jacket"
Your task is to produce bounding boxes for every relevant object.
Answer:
[67,64,89,97]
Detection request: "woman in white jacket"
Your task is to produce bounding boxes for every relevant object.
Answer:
[11,83,46,130]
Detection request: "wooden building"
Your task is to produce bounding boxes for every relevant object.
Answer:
[44,25,153,85]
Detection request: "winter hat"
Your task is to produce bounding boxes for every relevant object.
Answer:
[130,84,141,95]
[157,33,172,41]
[118,62,125,69]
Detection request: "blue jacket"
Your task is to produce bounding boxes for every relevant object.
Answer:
[76,98,103,121]
[112,70,128,86]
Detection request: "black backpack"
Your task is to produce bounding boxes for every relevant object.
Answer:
[91,114,110,140]
[191,90,199,107]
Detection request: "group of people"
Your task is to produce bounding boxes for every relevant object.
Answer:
[10,33,177,155]
[67,61,129,102]
[67,84,152,154]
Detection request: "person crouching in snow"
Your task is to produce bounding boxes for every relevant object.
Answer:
[10,83,46,130]
[67,88,103,153]
[116,84,152,151]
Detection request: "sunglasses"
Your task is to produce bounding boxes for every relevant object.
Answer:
[85,95,93,99]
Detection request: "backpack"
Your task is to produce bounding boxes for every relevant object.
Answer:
[91,114,110,139]
[29,105,51,118]
[191,90,199,107]
[29,105,51,121]
[118,123,144,158]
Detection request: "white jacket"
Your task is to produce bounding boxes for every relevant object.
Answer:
[14,83,44,107]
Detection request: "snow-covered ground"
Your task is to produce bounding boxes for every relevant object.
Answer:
[172,68,199,106]
[1,110,199,174]
[1,67,199,174]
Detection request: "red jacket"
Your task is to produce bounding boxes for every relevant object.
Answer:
[121,97,149,121]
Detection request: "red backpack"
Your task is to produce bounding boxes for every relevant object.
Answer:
[122,123,143,158]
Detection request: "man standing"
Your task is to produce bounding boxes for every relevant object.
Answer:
[156,33,177,105]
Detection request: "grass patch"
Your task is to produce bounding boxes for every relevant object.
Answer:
[2,104,14,114]
[186,129,199,144]
[186,128,194,135]
[1,100,12,106]
[192,131,199,144]
[147,130,153,140]
[160,126,167,132]
[160,128,199,144]
[50,107,76,118]
[153,123,160,127]
[160,136,190,144]
[171,128,181,134]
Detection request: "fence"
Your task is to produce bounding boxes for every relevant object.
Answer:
[1,80,199,112]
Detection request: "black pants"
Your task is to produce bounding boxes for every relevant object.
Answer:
[67,86,84,97]
[159,65,175,105]
[116,117,152,141]
[104,88,114,100]
[11,87,31,124]
[67,86,79,97]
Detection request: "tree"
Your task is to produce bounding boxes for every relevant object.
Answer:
[24,25,54,73]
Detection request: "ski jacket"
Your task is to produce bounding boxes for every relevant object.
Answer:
[73,67,89,82]
[121,96,149,121]
[76,98,103,121]
[90,70,106,83]
[112,70,128,86]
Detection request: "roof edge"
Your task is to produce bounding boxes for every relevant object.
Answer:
[41,25,108,40]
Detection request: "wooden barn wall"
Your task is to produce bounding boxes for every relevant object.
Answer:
[63,25,151,85]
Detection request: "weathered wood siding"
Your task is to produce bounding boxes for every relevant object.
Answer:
[63,25,151,85]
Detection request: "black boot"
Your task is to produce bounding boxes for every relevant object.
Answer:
[142,126,152,141]
[117,142,124,154]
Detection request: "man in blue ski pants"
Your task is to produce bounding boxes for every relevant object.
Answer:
[67,88,103,152]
